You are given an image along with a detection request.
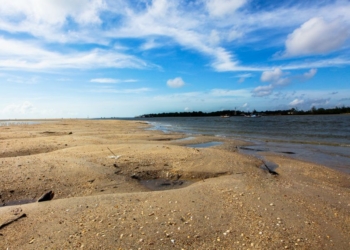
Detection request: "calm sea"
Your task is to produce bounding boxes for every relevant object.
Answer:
[137,115,350,174]
[0,121,40,126]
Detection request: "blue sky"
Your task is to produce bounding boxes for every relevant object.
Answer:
[0,0,350,118]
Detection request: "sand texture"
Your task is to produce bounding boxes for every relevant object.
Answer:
[0,119,349,249]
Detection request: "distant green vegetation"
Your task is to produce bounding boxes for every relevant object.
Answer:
[139,106,350,118]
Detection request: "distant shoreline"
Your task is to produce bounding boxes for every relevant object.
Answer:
[137,106,350,118]
[135,113,350,118]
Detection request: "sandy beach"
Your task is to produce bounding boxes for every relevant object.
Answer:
[0,119,349,249]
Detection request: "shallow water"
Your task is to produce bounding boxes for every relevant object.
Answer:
[239,142,350,174]
[139,179,193,191]
[136,115,350,174]
[142,115,350,146]
[187,141,223,148]
[0,199,35,207]
[0,121,40,126]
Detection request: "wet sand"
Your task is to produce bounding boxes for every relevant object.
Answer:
[0,119,349,249]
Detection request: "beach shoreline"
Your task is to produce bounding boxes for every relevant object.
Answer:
[1,119,349,249]
[140,116,350,175]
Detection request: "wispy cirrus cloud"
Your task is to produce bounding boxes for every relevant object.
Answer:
[235,73,253,83]
[90,87,152,94]
[125,3,240,72]
[90,78,138,83]
[280,57,350,70]
[0,0,107,43]
[1,0,350,73]
[0,37,151,70]
[1,1,350,119]
[210,88,250,97]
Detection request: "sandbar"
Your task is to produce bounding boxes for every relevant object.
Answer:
[0,119,349,249]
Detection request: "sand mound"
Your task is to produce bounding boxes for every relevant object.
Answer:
[1,119,349,249]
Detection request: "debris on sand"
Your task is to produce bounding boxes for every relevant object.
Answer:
[0,208,27,230]
[37,191,55,202]
[108,155,121,160]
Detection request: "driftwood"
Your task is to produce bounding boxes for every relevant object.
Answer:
[263,162,279,175]
[107,147,117,156]
[238,146,279,175]
[0,213,26,230]
[37,191,55,202]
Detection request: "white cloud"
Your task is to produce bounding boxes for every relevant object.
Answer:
[205,0,247,17]
[209,30,220,45]
[0,37,150,70]
[238,78,245,83]
[90,78,138,83]
[6,76,39,84]
[236,73,253,78]
[57,78,72,82]
[107,1,242,72]
[140,39,161,50]
[167,77,185,88]
[227,29,243,41]
[0,0,349,74]
[281,58,350,70]
[211,48,238,71]
[289,99,304,106]
[235,73,253,83]
[261,68,283,82]
[154,92,201,100]
[91,78,119,83]
[2,101,35,114]
[2,0,347,74]
[281,90,343,110]
[303,68,317,80]
[254,68,317,97]
[149,87,255,113]
[0,0,104,25]
[260,68,290,86]
[210,88,250,97]
[90,87,152,94]
[310,98,330,107]
[0,0,106,43]
[1,1,350,119]
[252,84,274,97]
[284,17,350,57]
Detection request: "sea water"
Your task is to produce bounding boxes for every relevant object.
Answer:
[137,115,350,174]
[0,121,40,126]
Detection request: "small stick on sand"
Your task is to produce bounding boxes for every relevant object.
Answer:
[0,213,27,230]
[107,147,117,156]
[263,162,278,175]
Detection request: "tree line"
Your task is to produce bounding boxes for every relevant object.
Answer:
[139,106,350,118]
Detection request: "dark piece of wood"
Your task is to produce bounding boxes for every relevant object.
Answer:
[0,213,27,230]
[263,163,279,175]
[37,191,55,202]
[107,147,117,156]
